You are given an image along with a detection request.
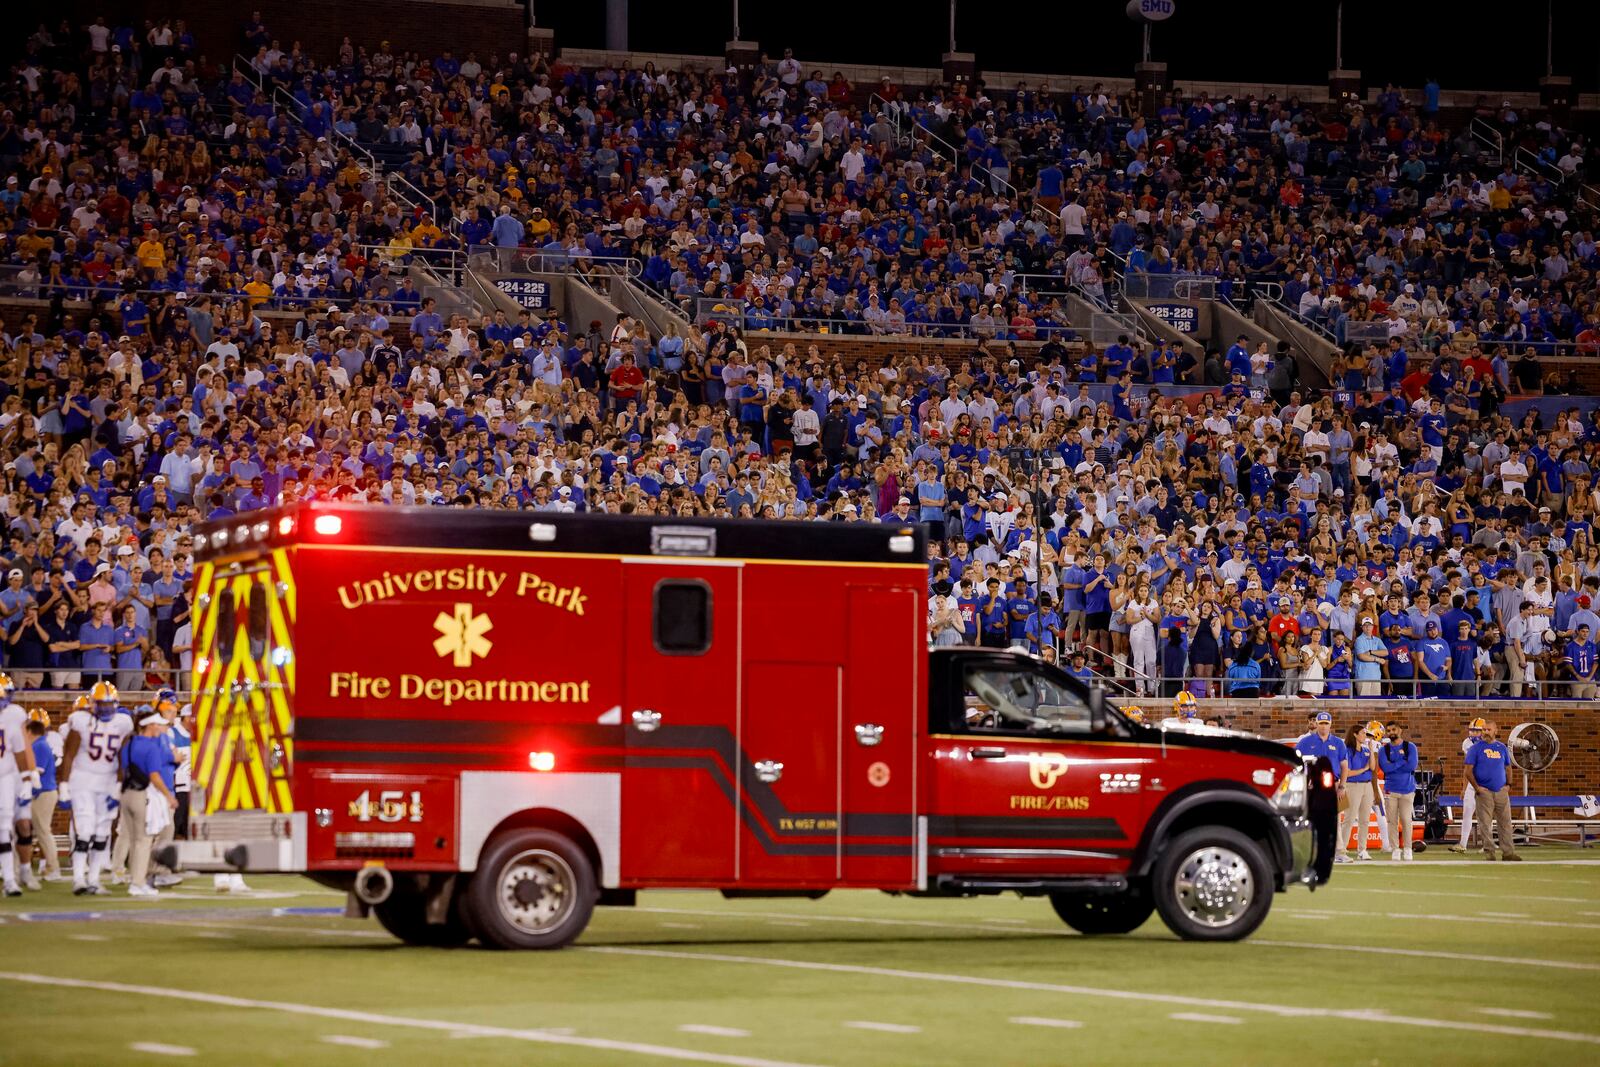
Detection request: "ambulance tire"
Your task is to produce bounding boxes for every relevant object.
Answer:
[1048,886,1153,935]
[1151,827,1273,942]
[466,829,597,950]
[373,890,472,948]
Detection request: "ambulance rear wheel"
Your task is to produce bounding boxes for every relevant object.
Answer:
[373,890,472,948]
[1151,827,1272,942]
[1049,886,1153,935]
[466,829,597,950]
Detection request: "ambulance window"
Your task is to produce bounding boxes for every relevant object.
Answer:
[962,666,1091,734]
[246,582,269,660]
[214,591,237,663]
[654,580,712,655]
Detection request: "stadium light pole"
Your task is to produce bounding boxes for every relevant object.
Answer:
[1546,0,1553,78]
[949,0,957,55]
[1334,0,1343,71]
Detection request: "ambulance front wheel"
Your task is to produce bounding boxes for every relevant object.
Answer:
[465,828,598,950]
[1150,827,1273,942]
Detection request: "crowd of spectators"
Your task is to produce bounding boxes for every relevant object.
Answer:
[2,16,1600,698]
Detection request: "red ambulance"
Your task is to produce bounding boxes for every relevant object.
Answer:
[166,504,1327,947]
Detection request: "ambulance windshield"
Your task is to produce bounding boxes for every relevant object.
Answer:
[963,666,1091,734]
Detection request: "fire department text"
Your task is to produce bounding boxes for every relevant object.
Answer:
[328,671,593,707]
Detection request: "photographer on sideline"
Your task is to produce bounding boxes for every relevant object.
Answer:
[1378,721,1419,862]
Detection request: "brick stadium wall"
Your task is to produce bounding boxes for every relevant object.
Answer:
[1197,699,1599,796]
[16,1,530,67]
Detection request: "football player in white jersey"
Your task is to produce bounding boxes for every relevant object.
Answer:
[0,673,40,896]
[58,681,133,895]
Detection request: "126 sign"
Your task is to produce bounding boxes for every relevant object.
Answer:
[1146,302,1198,333]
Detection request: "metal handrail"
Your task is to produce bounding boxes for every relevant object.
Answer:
[232,53,437,228]
[1512,146,1565,188]
[1264,295,1340,346]
[1469,117,1504,166]
[728,316,1082,340]
[870,92,1018,200]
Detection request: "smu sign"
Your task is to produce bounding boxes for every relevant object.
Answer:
[1126,0,1176,21]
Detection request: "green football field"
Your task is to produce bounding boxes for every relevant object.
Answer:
[3,852,1598,1066]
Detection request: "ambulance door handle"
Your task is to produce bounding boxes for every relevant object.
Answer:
[631,709,662,732]
[754,760,784,783]
[854,723,884,747]
[967,747,1007,760]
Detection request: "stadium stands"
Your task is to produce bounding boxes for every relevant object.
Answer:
[2,16,1599,698]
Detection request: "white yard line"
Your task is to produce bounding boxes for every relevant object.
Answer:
[582,947,1600,1046]
[843,1021,922,1034]
[1478,1008,1556,1020]
[128,1043,196,1057]
[1009,1016,1082,1029]
[1334,869,1581,885]
[1277,909,1600,931]
[1250,939,1600,972]
[1329,886,1597,904]
[1478,911,1531,918]
[0,972,825,1067]
[651,900,1597,972]
[141,918,389,940]
[635,905,1025,935]
[678,1026,751,1038]
[68,934,109,942]
[321,1035,391,1049]
[658,922,702,929]
[1168,1013,1243,1025]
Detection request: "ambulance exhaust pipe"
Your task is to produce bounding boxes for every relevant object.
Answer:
[353,865,394,906]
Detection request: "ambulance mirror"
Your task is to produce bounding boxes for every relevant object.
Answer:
[1087,686,1107,734]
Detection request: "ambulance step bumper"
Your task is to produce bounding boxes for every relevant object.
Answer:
[163,812,307,873]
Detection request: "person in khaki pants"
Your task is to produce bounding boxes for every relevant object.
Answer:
[1465,719,1521,861]
[118,709,179,896]
[1338,722,1381,861]
[1377,721,1419,861]
[24,719,60,881]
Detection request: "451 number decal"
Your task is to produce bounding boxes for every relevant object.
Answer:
[348,789,424,823]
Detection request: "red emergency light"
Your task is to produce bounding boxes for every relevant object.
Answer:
[313,514,343,536]
[528,751,557,772]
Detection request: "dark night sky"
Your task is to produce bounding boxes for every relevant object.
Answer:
[534,0,1586,96]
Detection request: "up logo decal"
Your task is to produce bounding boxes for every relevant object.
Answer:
[1028,752,1072,790]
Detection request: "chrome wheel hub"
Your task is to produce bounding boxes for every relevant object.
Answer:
[497,849,575,933]
[1173,846,1253,928]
